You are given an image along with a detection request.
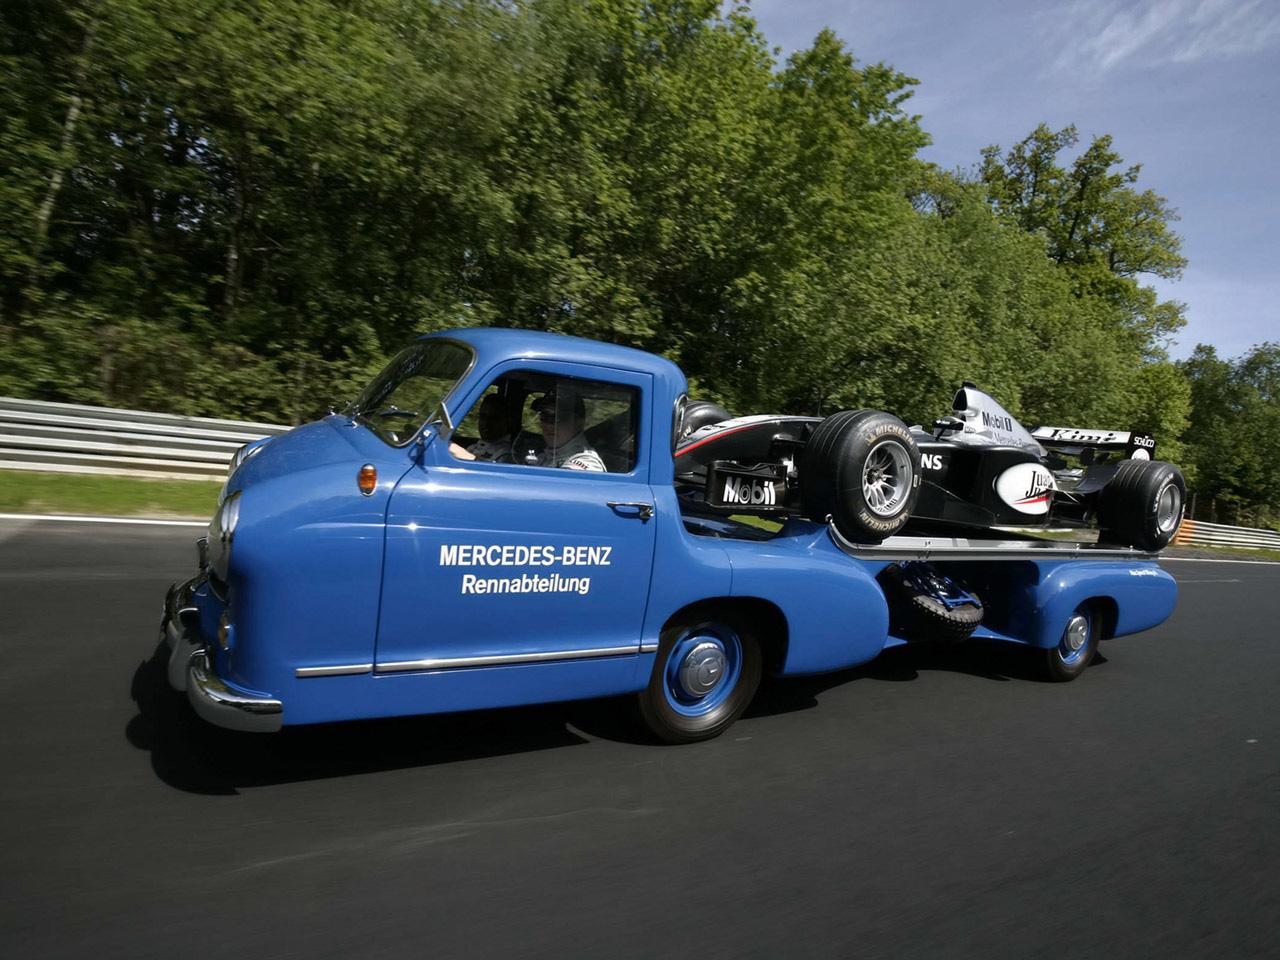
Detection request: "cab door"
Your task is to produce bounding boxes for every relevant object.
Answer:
[374,362,657,673]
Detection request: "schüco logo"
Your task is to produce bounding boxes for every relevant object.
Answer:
[994,463,1055,515]
[722,475,778,506]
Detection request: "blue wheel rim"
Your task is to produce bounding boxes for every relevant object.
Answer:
[1056,610,1092,667]
[662,623,743,718]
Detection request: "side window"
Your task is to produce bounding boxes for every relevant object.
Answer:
[451,371,640,473]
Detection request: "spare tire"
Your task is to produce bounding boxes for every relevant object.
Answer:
[1096,459,1185,551]
[680,399,732,439]
[801,410,920,542]
[880,562,984,642]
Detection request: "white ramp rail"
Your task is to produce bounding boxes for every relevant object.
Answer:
[0,397,291,481]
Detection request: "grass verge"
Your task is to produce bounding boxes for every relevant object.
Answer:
[0,470,220,519]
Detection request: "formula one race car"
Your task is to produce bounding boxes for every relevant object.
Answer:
[674,384,1186,551]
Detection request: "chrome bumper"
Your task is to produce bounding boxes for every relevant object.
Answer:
[161,577,283,733]
[186,650,282,733]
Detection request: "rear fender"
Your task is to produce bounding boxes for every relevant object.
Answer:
[719,523,890,675]
[1020,560,1175,648]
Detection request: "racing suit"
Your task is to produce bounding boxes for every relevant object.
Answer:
[537,432,606,472]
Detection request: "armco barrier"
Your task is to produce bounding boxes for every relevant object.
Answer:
[0,397,290,481]
[5,396,1280,549]
[1172,518,1280,551]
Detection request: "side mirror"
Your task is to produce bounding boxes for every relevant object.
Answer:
[933,416,964,434]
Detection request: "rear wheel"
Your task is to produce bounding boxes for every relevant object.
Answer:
[637,608,762,743]
[1097,460,1185,550]
[1040,605,1098,682]
[801,410,920,543]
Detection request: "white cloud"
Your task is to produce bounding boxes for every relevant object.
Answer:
[1048,0,1280,75]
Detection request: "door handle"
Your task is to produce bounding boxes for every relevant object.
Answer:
[607,501,654,521]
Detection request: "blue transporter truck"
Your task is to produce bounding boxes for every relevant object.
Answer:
[162,328,1179,743]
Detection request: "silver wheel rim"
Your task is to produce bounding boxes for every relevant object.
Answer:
[1059,616,1090,670]
[863,439,912,518]
[1157,484,1182,533]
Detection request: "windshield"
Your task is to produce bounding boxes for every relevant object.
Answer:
[349,339,474,446]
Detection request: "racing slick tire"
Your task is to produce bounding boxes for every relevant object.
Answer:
[1096,459,1186,551]
[1039,604,1099,682]
[637,606,763,743]
[801,410,921,543]
[680,399,732,439]
[879,564,983,642]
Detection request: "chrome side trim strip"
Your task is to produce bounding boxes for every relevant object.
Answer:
[295,663,373,678]
[375,645,641,674]
[640,643,659,653]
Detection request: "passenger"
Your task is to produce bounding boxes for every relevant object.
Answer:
[533,391,606,471]
[467,394,513,462]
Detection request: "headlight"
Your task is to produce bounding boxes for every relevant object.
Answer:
[208,491,242,583]
[227,438,270,479]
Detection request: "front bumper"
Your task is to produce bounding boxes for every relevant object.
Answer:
[162,576,282,733]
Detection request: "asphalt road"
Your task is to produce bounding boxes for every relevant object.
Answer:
[2,519,1278,959]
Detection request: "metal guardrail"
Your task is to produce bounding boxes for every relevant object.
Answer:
[1173,518,1280,551]
[5,395,1280,551]
[0,397,290,481]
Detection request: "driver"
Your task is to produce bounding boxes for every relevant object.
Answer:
[533,391,606,471]
[467,394,514,462]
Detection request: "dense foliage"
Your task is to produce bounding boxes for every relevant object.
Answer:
[1,1,1274,522]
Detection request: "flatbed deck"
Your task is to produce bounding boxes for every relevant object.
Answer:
[829,526,1160,562]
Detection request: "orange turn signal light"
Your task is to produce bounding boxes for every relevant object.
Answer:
[358,463,377,496]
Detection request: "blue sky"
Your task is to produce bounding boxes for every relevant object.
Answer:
[744,0,1279,359]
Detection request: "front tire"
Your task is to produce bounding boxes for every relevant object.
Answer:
[637,609,762,743]
[1040,605,1099,682]
[801,410,920,543]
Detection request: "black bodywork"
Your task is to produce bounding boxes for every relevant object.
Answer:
[673,386,1155,535]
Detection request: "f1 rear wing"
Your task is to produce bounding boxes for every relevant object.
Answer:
[1031,426,1156,460]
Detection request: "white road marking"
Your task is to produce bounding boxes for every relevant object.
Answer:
[0,512,205,527]
[1174,578,1243,583]
[1161,557,1280,566]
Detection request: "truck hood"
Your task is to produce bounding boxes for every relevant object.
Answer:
[224,416,411,496]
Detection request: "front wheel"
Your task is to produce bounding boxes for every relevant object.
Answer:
[800,410,921,543]
[637,610,762,743]
[1040,605,1099,682]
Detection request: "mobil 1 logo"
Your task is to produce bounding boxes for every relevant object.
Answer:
[707,461,787,511]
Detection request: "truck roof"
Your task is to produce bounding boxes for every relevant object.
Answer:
[422,327,687,393]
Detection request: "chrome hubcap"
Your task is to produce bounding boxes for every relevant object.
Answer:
[678,642,727,698]
[1064,614,1089,652]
